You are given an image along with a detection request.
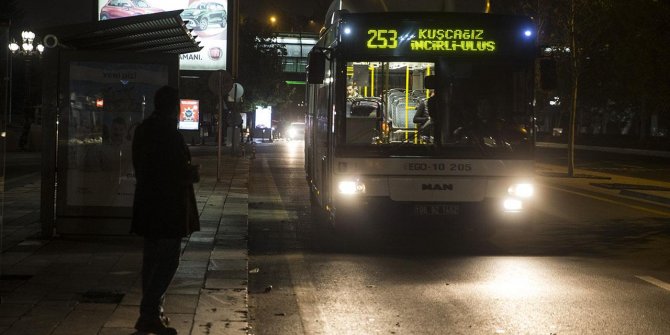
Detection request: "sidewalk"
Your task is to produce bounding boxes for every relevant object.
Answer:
[0,146,251,335]
[536,162,670,211]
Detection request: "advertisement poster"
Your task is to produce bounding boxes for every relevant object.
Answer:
[179,99,200,130]
[255,106,272,129]
[97,0,228,71]
[66,61,168,208]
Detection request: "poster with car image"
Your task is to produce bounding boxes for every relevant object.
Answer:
[97,0,228,71]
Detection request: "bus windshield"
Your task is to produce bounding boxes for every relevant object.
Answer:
[340,59,534,158]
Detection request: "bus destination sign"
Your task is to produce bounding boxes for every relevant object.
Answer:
[340,13,535,58]
[366,28,496,52]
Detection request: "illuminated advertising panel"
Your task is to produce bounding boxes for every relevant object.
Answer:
[339,13,535,59]
[97,0,228,70]
[255,106,272,129]
[179,99,200,130]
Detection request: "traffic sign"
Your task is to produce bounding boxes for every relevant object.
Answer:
[208,70,233,96]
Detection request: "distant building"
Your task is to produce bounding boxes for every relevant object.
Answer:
[276,32,318,75]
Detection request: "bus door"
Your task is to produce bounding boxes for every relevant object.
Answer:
[313,61,334,207]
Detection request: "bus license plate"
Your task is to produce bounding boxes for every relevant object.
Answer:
[414,205,459,216]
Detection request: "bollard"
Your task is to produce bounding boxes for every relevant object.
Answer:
[250,142,256,159]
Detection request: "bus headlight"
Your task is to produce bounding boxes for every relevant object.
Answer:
[503,198,524,212]
[338,179,366,195]
[507,183,534,198]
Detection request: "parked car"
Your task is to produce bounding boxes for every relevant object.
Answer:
[181,1,227,31]
[99,0,163,20]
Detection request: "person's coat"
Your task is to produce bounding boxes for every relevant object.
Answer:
[131,113,200,238]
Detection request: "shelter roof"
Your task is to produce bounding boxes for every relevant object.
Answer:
[36,11,201,54]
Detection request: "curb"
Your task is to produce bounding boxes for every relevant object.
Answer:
[537,142,670,158]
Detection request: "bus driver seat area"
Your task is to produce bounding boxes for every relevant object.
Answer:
[346,97,382,144]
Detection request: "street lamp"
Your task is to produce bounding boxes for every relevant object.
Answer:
[8,31,44,56]
[7,30,44,133]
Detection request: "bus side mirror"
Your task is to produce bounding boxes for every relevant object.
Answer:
[424,75,437,89]
[539,58,557,91]
[307,51,326,84]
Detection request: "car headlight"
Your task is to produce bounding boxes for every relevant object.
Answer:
[288,127,297,138]
[507,183,534,198]
[338,179,366,195]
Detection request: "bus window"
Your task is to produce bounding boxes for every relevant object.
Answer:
[344,61,435,145]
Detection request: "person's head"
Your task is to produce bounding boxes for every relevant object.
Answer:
[153,85,180,118]
[347,84,358,97]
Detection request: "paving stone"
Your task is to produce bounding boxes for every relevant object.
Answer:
[193,289,247,322]
[120,291,141,306]
[99,326,137,335]
[180,259,210,267]
[0,303,32,318]
[204,278,248,290]
[208,259,247,272]
[3,301,76,335]
[164,294,199,314]
[182,250,213,261]
[212,238,248,249]
[207,269,247,281]
[167,313,196,334]
[190,320,249,335]
[0,252,33,266]
[1,282,50,303]
[168,278,204,295]
[210,249,247,260]
[51,303,116,335]
[103,305,137,328]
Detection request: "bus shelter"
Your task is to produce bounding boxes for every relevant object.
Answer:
[37,11,201,236]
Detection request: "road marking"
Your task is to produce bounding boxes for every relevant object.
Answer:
[636,276,670,292]
[287,253,329,335]
[252,157,327,334]
[543,184,670,217]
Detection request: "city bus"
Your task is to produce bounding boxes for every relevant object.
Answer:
[305,11,539,232]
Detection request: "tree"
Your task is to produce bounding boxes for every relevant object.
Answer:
[502,0,611,176]
[607,1,670,141]
[237,17,294,117]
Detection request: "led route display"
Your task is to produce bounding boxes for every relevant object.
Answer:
[366,28,496,52]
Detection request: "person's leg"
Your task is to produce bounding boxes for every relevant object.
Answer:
[149,238,181,313]
[137,237,181,334]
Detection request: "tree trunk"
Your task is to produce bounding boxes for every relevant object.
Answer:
[567,0,578,177]
[568,74,578,177]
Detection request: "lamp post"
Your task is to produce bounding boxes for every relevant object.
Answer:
[7,30,43,133]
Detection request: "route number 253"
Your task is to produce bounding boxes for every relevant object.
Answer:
[367,29,398,49]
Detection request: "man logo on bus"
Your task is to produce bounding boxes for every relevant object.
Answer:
[422,184,454,191]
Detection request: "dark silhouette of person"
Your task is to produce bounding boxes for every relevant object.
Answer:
[19,106,35,151]
[131,85,200,335]
[413,90,436,137]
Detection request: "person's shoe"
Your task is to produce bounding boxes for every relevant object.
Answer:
[134,317,177,335]
[160,311,170,325]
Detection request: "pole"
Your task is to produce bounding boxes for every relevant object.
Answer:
[217,70,223,181]
[231,0,240,156]
[0,19,7,278]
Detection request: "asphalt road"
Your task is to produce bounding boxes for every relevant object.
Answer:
[247,141,670,335]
